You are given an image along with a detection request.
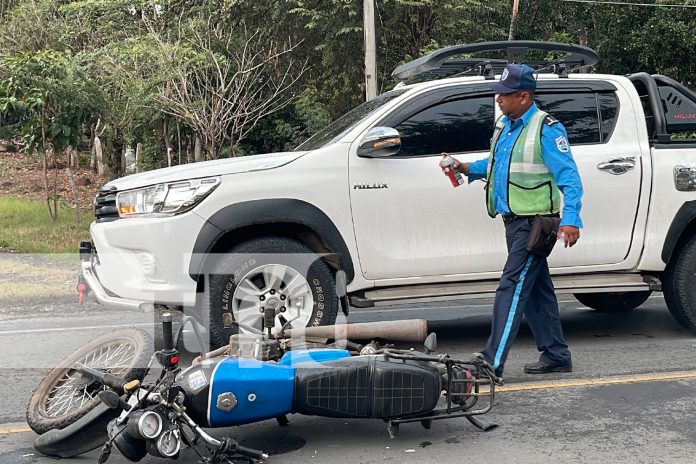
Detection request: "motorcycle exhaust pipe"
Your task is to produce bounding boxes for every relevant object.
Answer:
[282,319,428,342]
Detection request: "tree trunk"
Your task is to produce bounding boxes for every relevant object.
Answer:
[194,135,203,162]
[177,121,182,165]
[112,132,124,178]
[135,143,142,173]
[163,120,173,167]
[94,135,104,176]
[186,136,192,164]
[72,146,80,169]
[89,124,97,172]
[208,139,217,160]
[65,150,81,223]
[578,27,588,47]
[508,0,520,41]
[41,113,57,221]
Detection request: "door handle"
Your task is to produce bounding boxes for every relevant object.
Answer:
[597,157,636,175]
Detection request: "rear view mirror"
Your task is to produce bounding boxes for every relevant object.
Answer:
[357,127,401,158]
[424,332,437,354]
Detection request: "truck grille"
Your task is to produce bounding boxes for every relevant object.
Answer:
[94,189,119,222]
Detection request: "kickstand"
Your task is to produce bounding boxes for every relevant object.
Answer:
[466,415,498,432]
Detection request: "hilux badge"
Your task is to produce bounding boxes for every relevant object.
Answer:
[353,182,389,190]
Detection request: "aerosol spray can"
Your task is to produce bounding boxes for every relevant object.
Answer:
[440,155,464,187]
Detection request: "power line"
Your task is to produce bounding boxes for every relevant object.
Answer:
[560,0,696,7]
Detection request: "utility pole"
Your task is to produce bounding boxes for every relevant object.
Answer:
[508,0,520,41]
[364,0,378,101]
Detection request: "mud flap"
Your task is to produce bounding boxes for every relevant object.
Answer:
[33,402,119,458]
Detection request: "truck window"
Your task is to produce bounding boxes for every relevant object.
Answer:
[535,92,618,145]
[394,96,495,156]
[295,88,408,151]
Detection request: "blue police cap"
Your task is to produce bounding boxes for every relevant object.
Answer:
[490,64,537,94]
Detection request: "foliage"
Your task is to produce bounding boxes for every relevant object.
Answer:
[0,50,95,153]
[2,0,696,168]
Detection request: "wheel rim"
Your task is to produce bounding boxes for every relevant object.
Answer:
[232,263,315,332]
[42,338,138,418]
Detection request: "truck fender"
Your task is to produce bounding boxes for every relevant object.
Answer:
[662,200,696,264]
[188,198,355,285]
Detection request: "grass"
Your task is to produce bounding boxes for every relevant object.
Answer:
[0,196,93,253]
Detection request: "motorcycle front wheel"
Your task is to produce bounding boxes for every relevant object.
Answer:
[26,328,153,434]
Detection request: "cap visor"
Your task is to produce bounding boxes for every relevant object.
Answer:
[490,82,518,94]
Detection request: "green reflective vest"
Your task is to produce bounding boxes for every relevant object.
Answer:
[486,109,561,218]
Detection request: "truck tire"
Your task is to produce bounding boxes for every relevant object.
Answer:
[574,291,652,313]
[207,237,339,348]
[26,328,153,434]
[664,234,696,330]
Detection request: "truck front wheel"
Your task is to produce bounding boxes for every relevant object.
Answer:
[664,234,696,331]
[206,236,339,348]
[574,291,652,313]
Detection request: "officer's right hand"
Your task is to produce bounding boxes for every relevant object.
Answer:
[441,153,470,176]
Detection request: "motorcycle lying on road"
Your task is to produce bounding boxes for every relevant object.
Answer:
[27,311,502,463]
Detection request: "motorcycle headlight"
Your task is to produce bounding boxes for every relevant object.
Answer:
[116,176,220,218]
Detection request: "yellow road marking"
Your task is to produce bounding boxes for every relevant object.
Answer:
[496,370,696,393]
[2,371,696,436]
[0,425,31,435]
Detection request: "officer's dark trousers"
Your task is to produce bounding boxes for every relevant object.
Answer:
[481,217,571,376]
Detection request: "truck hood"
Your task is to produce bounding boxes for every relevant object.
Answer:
[102,151,308,191]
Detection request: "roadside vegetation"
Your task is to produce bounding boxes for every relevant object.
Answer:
[0,197,91,253]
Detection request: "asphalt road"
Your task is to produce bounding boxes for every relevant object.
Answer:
[1,292,696,463]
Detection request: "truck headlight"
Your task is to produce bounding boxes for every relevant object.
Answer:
[116,177,220,218]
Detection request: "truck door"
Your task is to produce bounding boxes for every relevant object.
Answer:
[535,85,642,268]
[349,86,506,280]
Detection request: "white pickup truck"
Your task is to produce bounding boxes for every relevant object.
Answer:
[80,41,696,346]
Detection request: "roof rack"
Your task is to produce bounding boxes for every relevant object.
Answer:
[392,41,600,82]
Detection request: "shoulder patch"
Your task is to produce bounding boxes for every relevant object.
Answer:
[545,115,559,126]
[555,135,570,153]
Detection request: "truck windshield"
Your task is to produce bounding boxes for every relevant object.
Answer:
[295,88,409,151]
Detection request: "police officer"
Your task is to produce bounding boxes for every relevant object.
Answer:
[445,63,583,376]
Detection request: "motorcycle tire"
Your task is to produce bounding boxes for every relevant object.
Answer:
[26,328,153,435]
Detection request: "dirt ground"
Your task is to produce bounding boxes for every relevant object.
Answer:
[0,149,109,213]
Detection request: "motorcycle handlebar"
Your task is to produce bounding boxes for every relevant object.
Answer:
[161,312,174,351]
[78,365,127,392]
[235,444,269,460]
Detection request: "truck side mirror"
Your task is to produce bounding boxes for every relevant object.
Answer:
[357,127,401,158]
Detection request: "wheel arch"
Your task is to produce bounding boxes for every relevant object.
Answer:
[189,199,355,288]
[661,200,696,265]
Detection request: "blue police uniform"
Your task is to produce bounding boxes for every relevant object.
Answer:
[466,65,584,376]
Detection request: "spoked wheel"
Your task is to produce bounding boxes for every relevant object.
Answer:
[26,328,153,434]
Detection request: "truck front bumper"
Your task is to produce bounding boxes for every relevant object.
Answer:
[79,250,149,311]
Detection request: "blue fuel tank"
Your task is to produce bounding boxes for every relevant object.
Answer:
[208,358,295,427]
[206,350,350,427]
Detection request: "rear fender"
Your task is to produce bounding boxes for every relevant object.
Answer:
[662,200,696,264]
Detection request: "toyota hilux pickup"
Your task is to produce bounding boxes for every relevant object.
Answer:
[80,41,696,346]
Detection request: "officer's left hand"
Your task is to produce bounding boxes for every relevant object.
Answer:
[558,226,580,248]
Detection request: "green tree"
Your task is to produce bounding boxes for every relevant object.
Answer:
[0,50,96,220]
